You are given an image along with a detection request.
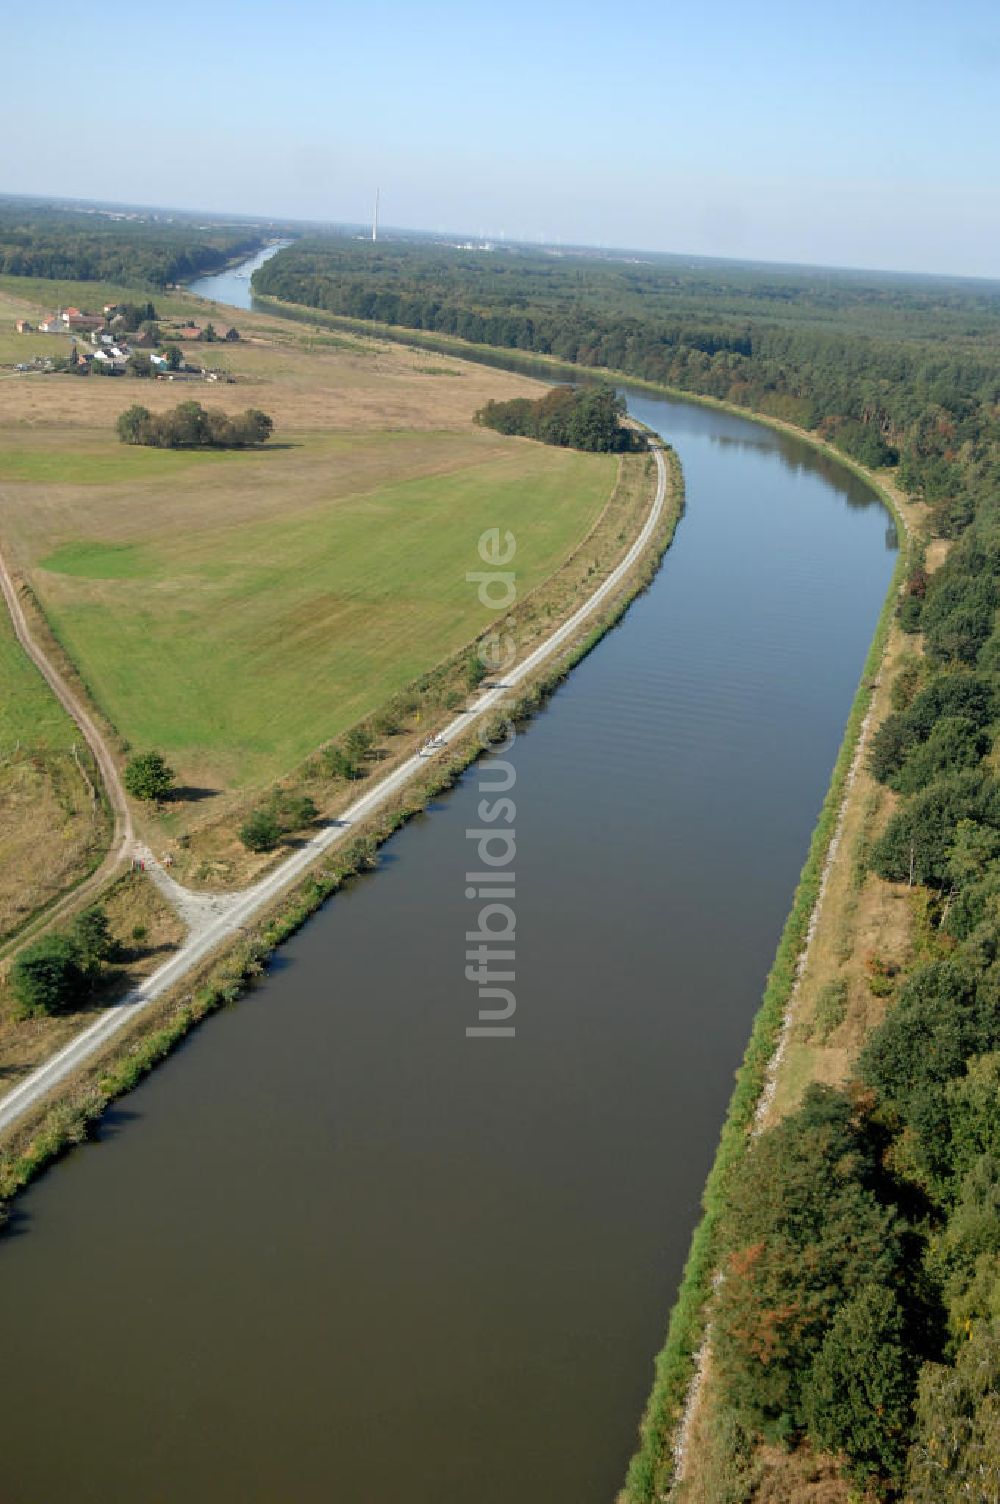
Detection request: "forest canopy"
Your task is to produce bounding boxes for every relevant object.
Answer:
[254,237,1000,542]
[0,201,266,286]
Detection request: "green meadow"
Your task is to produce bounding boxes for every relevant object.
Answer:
[0,444,210,485]
[31,441,615,788]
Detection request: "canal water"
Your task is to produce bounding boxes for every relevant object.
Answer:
[0,265,897,1502]
[186,240,287,306]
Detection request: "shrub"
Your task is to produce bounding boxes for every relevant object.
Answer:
[11,934,89,1017]
[466,653,488,691]
[890,655,925,711]
[344,727,373,763]
[371,707,402,736]
[124,750,175,802]
[323,745,361,780]
[239,809,282,852]
[270,791,317,832]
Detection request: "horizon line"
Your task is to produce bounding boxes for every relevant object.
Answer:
[1,187,998,290]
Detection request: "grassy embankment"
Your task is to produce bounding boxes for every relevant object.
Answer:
[0,442,681,1218]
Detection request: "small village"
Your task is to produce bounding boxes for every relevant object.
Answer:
[11,303,240,381]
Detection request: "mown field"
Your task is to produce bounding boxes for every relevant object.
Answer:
[11,431,613,790]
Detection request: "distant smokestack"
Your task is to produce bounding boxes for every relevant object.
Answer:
[373,188,379,242]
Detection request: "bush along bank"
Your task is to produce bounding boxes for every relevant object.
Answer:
[0,446,682,1225]
[621,469,910,1503]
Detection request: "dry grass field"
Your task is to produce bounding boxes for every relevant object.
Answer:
[0,600,108,944]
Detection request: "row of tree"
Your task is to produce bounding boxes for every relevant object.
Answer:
[116,402,273,449]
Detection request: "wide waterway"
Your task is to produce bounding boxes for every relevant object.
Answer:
[0,265,898,1502]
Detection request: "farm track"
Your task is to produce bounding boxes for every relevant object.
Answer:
[0,544,132,960]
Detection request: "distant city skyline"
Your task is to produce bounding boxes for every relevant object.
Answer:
[5,0,999,279]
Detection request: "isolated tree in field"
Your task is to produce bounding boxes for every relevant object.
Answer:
[11,934,88,1017]
[124,750,175,802]
[239,809,282,852]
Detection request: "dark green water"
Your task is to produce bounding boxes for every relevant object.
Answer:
[0,314,897,1500]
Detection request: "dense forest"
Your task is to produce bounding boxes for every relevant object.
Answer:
[474,385,635,451]
[255,236,1000,1496]
[0,201,265,287]
[255,239,1000,540]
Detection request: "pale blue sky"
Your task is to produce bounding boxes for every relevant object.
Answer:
[5,0,999,276]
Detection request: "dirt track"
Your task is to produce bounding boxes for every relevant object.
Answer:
[0,545,132,953]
